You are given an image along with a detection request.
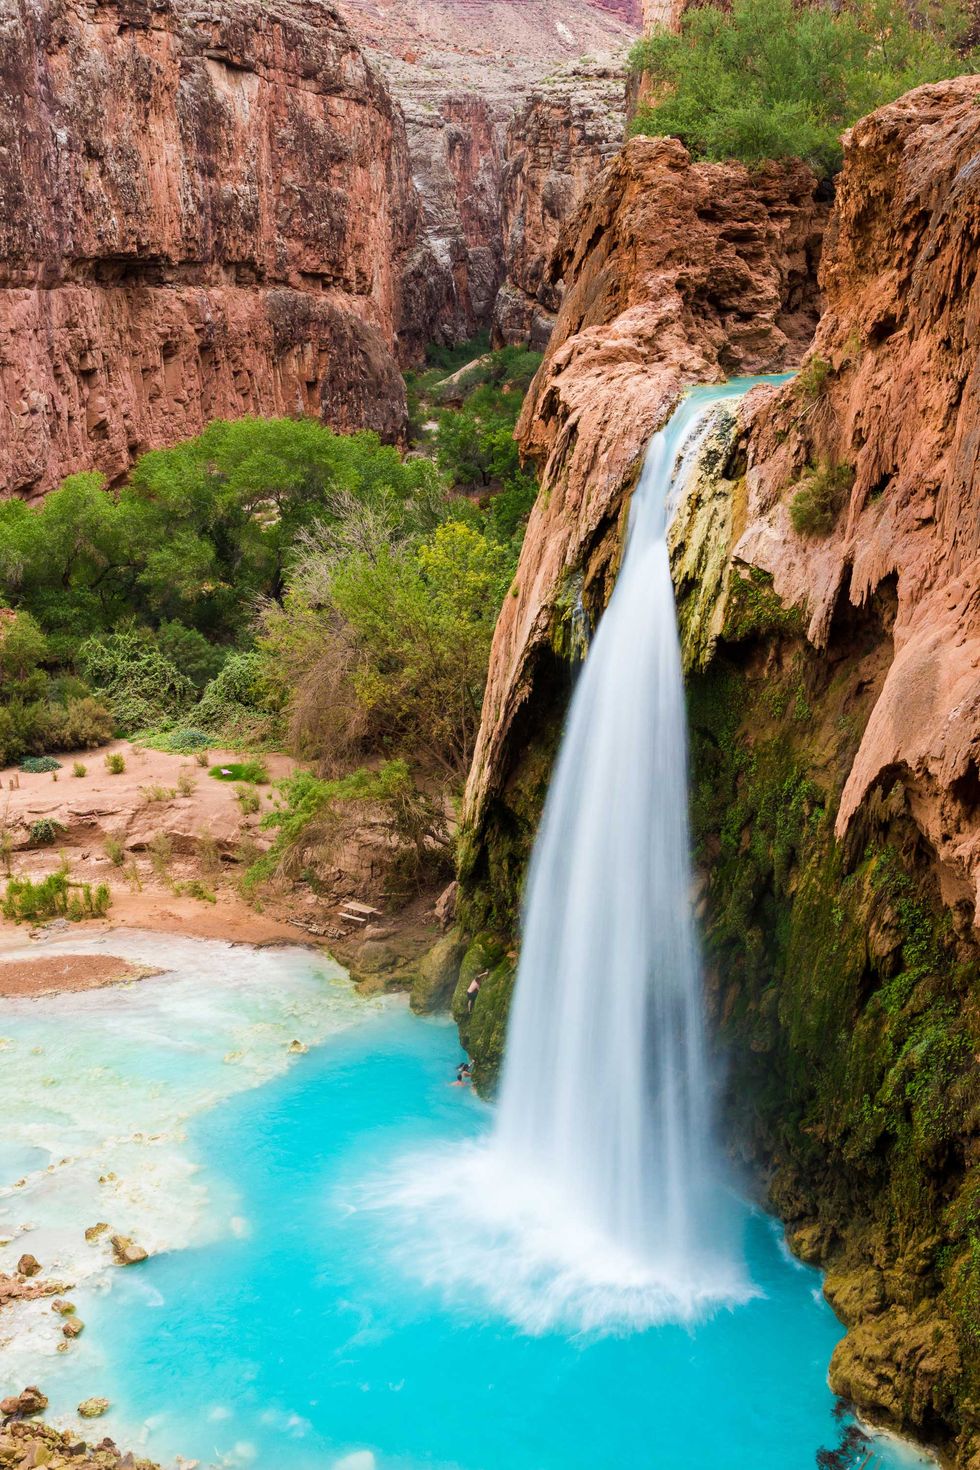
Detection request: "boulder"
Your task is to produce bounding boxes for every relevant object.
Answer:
[110,1236,148,1267]
[16,1254,40,1278]
[0,1387,47,1419]
[77,1399,110,1419]
[410,928,467,1014]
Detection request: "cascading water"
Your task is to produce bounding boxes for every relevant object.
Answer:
[486,380,783,1311]
[380,380,786,1331]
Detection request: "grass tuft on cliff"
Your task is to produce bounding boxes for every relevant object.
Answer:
[629,0,977,176]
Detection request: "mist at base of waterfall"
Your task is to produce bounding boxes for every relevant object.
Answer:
[367,1138,757,1336]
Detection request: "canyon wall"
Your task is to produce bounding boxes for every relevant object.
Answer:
[337,0,638,347]
[685,78,980,1464]
[0,0,419,497]
[454,73,980,1465]
[493,77,626,349]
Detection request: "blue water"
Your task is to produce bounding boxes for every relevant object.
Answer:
[59,1003,921,1470]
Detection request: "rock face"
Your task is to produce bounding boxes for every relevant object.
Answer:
[0,0,419,497]
[734,76,980,926]
[492,79,626,348]
[337,0,638,347]
[692,82,980,1460]
[460,134,826,900]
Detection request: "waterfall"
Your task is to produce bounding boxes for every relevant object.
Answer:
[490,381,768,1298]
[379,382,788,1331]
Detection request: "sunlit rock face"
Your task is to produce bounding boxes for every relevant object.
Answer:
[736,75,980,925]
[337,0,639,348]
[0,0,419,496]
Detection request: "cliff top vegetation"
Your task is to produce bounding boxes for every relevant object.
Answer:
[629,0,977,175]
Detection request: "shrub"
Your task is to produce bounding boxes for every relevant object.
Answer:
[50,696,115,751]
[794,355,834,404]
[197,834,223,877]
[78,630,195,732]
[194,652,281,746]
[20,756,61,774]
[177,770,197,797]
[148,831,173,878]
[2,870,111,923]
[140,784,177,804]
[246,761,451,896]
[105,752,126,775]
[209,760,269,785]
[179,879,216,903]
[628,0,975,177]
[104,836,126,866]
[789,462,856,536]
[28,818,65,847]
[72,762,87,778]
[236,785,261,815]
[3,869,70,921]
[167,728,212,751]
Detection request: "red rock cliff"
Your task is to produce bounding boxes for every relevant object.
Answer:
[734,75,980,924]
[337,0,639,346]
[461,135,826,853]
[0,0,419,496]
[492,76,626,349]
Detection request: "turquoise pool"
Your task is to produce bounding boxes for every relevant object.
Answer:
[0,934,932,1470]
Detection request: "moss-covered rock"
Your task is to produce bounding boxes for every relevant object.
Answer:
[410,928,467,1015]
[688,627,980,1459]
[448,932,514,1092]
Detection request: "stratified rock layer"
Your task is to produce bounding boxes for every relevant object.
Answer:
[337,0,638,346]
[0,0,418,496]
[461,135,826,875]
[492,79,626,348]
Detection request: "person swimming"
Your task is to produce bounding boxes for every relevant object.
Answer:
[454,1060,472,1085]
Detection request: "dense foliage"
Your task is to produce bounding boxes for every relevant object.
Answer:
[0,343,540,892]
[629,0,976,176]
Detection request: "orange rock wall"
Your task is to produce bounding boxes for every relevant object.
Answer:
[463,136,826,845]
[738,75,980,922]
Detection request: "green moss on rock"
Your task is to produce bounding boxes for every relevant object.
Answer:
[410,927,467,1014]
[449,933,514,1092]
[689,641,980,1457]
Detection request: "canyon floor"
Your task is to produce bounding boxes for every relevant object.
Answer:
[0,740,445,998]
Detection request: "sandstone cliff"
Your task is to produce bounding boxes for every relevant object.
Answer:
[337,0,638,346]
[683,77,980,1466]
[0,0,418,497]
[733,76,980,928]
[492,78,626,349]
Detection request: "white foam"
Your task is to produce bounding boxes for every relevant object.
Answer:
[0,929,381,1403]
[358,1138,758,1337]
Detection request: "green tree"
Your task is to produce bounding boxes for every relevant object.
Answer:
[629,0,975,176]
